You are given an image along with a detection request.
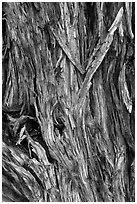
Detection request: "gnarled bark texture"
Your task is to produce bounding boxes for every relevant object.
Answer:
[2,2,135,202]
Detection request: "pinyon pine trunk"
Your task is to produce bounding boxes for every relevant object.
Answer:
[2,2,135,202]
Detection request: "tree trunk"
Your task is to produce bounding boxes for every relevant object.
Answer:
[2,2,135,202]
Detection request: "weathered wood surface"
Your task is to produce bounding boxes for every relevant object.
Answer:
[2,2,135,202]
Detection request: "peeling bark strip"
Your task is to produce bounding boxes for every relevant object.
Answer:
[2,2,135,202]
[50,27,85,74]
[76,7,123,110]
[118,63,132,113]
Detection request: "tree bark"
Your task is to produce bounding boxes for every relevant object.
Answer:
[2,2,135,202]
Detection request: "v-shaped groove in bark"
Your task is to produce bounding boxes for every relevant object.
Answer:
[49,26,85,74]
[75,7,123,111]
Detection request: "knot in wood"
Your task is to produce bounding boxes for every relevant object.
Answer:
[52,102,65,128]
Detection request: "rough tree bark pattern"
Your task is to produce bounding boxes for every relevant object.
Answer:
[2,2,135,202]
